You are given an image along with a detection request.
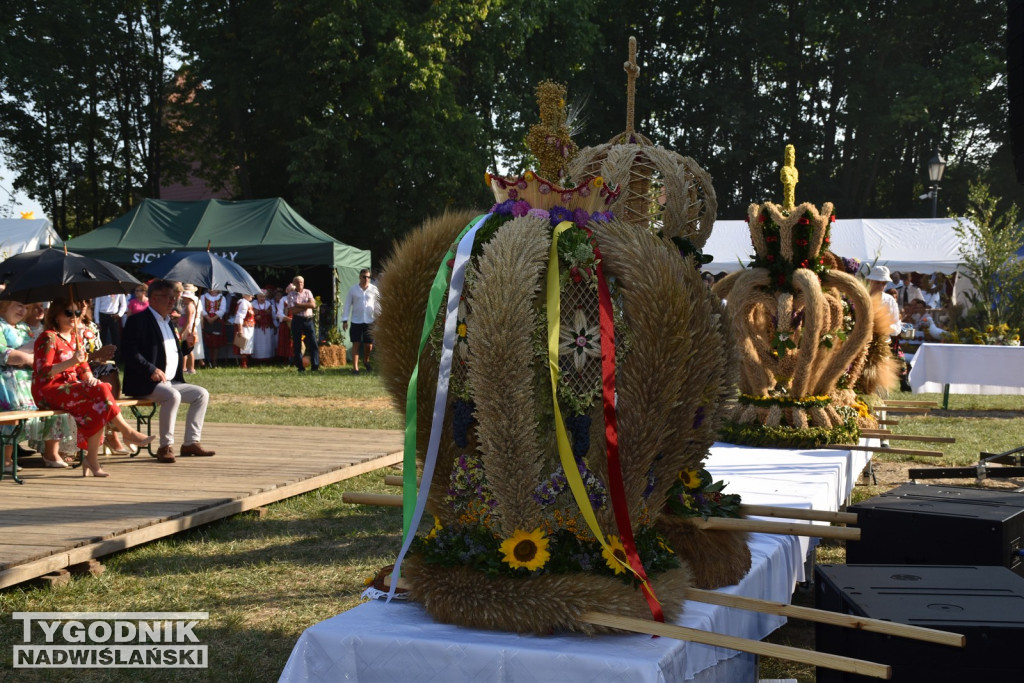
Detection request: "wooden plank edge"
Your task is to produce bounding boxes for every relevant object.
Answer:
[0,450,402,589]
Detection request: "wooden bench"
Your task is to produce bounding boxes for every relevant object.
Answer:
[0,400,155,485]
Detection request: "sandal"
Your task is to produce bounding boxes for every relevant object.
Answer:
[124,432,156,448]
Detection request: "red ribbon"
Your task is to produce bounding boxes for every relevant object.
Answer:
[592,239,664,623]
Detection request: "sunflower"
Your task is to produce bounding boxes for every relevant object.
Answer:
[602,535,629,575]
[499,528,550,571]
[679,469,702,490]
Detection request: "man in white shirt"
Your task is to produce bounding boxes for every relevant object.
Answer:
[342,269,380,374]
[121,280,214,463]
[94,293,128,356]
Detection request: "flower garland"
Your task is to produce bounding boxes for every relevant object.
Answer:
[664,468,742,520]
[411,520,678,581]
[489,197,614,229]
[737,393,832,409]
[719,417,859,449]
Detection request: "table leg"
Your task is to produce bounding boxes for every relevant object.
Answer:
[129,404,157,457]
[1,421,26,484]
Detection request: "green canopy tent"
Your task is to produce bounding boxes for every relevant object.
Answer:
[66,198,370,335]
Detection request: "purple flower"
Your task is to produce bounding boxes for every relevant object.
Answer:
[527,208,550,220]
[590,211,613,223]
[490,200,515,216]
[549,206,573,225]
[512,200,531,217]
[573,208,590,227]
[539,184,551,195]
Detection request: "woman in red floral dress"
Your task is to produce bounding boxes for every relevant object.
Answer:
[32,299,155,477]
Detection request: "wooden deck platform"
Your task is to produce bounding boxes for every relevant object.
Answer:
[0,423,403,589]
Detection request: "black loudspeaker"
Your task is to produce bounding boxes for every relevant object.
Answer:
[815,564,1024,682]
[1009,0,1024,183]
[846,484,1024,576]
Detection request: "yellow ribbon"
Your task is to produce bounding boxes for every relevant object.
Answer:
[546,221,631,575]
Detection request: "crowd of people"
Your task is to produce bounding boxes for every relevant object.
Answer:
[1,270,380,479]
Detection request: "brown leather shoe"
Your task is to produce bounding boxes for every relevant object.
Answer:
[180,443,215,457]
[155,445,176,463]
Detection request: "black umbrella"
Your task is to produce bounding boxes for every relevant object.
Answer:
[0,246,74,281]
[141,248,261,295]
[0,247,142,304]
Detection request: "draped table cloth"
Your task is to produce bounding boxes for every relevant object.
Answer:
[908,342,1024,396]
[280,442,872,683]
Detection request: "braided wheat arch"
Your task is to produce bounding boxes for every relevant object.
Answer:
[467,217,552,536]
[592,219,736,522]
[810,270,874,397]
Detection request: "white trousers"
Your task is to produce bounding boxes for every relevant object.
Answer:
[141,381,210,447]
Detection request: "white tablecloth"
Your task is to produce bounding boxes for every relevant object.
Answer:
[280,442,871,683]
[908,342,1024,395]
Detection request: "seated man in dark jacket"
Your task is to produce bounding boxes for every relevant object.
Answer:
[121,279,215,463]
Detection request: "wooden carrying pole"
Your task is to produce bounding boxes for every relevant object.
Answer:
[738,504,856,525]
[343,492,859,540]
[875,406,931,414]
[685,588,965,648]
[685,515,860,541]
[578,612,892,679]
[382,577,892,678]
[381,572,960,652]
[832,444,943,457]
[381,477,858,524]
[859,431,956,444]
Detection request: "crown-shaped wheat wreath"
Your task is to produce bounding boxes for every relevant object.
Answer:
[373,57,743,632]
[713,146,876,447]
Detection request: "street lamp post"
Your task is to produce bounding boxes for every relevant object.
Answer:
[927,149,946,218]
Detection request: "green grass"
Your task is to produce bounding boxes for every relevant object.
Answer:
[1,376,1021,682]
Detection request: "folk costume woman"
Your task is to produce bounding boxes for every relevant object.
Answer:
[275,285,294,360]
[251,289,276,362]
[32,299,155,477]
[200,289,228,368]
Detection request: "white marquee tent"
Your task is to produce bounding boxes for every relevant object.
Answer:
[0,218,62,258]
[702,217,972,275]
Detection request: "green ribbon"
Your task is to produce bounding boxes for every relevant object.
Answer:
[401,215,486,536]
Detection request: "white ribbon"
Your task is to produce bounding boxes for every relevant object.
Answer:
[387,213,489,601]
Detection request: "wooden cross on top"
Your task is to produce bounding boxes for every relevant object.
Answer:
[624,36,639,137]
